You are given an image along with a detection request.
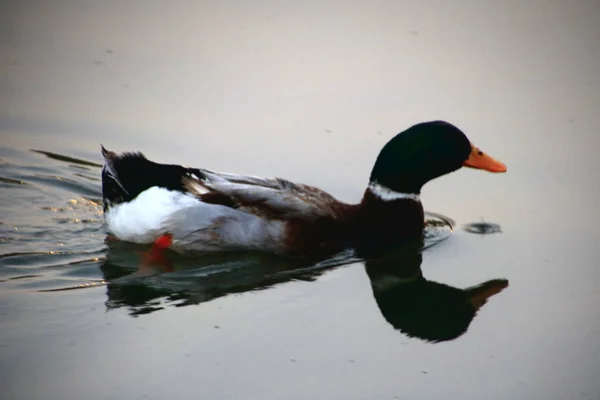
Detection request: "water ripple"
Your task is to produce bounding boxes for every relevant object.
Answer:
[0,147,105,292]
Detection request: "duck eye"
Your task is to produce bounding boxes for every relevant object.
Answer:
[477,150,483,156]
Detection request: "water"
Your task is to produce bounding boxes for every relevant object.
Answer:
[1,1,600,399]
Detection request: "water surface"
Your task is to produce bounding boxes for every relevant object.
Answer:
[1,1,599,399]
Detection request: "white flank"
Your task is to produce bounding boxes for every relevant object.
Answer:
[368,182,421,202]
[104,186,287,253]
[104,187,201,243]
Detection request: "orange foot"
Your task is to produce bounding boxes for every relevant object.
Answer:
[138,234,175,275]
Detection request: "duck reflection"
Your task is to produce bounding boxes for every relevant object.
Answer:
[100,238,342,315]
[362,240,508,342]
[101,236,508,342]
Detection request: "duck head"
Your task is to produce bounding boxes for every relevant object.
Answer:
[369,121,507,195]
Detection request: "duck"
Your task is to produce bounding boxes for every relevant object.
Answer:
[101,120,506,256]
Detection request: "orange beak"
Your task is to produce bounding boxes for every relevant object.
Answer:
[463,143,507,173]
[466,279,509,310]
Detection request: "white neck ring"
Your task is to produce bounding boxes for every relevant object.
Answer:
[368,182,421,202]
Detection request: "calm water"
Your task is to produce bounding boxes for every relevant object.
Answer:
[1,1,600,399]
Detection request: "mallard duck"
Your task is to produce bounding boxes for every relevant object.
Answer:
[101,120,506,256]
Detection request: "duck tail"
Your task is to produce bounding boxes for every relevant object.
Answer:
[101,145,133,210]
[100,146,207,211]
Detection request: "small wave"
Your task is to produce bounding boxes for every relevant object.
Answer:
[0,176,28,185]
[30,149,103,168]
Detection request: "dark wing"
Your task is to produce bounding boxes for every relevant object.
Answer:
[100,147,344,220]
[183,170,343,220]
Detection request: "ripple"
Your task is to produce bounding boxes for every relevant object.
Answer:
[30,149,103,168]
[463,221,502,234]
[423,211,455,247]
[0,176,28,185]
[73,172,101,182]
[25,173,101,198]
[0,251,105,270]
[7,274,40,280]
[38,280,107,292]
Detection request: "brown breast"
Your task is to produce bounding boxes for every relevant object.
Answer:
[282,190,425,257]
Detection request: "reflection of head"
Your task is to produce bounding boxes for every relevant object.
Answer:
[365,245,508,343]
[373,279,477,342]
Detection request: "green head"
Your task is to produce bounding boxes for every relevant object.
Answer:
[369,121,506,194]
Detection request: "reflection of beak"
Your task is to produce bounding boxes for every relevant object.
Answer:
[466,279,509,310]
[463,143,507,173]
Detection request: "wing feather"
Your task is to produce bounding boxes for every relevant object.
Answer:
[182,172,341,220]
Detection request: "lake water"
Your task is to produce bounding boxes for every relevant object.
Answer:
[1,1,599,399]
